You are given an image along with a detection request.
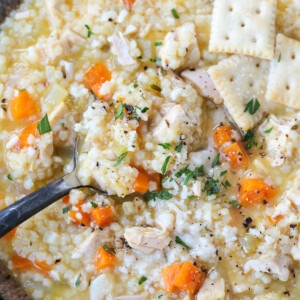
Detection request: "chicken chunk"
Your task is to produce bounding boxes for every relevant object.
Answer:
[124,226,171,254]
[159,22,200,70]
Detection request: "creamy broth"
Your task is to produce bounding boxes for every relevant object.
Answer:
[1,0,300,299]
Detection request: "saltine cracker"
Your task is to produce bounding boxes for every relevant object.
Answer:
[209,0,276,60]
[208,55,269,131]
[266,34,300,109]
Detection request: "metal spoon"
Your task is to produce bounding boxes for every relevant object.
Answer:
[0,139,103,238]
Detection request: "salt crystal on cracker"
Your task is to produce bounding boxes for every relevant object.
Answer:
[208,55,269,131]
[266,34,300,109]
[209,0,276,60]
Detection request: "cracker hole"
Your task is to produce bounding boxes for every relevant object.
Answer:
[291,53,296,59]
[229,76,234,82]
[249,82,253,87]
[241,22,245,28]
[252,37,257,43]
[228,6,233,12]
[256,63,260,68]
[286,84,290,90]
[225,36,230,41]
[255,9,261,14]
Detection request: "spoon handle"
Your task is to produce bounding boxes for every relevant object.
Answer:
[0,176,76,238]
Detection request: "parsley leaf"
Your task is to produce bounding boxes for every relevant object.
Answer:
[115,100,124,120]
[226,200,240,208]
[62,205,72,214]
[145,189,173,201]
[202,177,219,196]
[75,273,82,287]
[171,8,179,19]
[175,236,190,249]
[278,53,282,62]
[242,130,257,150]
[161,156,171,174]
[7,173,13,181]
[103,244,116,254]
[244,98,260,115]
[175,141,184,153]
[114,151,128,166]
[221,180,231,189]
[138,275,147,285]
[175,165,204,185]
[158,143,172,150]
[220,170,227,177]
[155,41,163,46]
[84,24,94,38]
[264,127,273,134]
[90,201,98,208]
[211,153,220,168]
[37,114,52,135]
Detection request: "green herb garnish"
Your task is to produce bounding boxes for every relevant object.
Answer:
[114,151,128,166]
[175,236,190,249]
[145,189,173,201]
[242,130,257,150]
[138,275,147,285]
[264,127,273,134]
[202,177,219,196]
[75,273,81,287]
[188,195,195,201]
[244,98,260,115]
[115,100,125,120]
[103,244,116,254]
[220,170,227,177]
[90,202,98,208]
[37,114,52,135]
[226,200,240,208]
[221,180,231,189]
[7,173,13,181]
[133,83,139,88]
[211,153,220,168]
[62,205,72,214]
[155,41,163,46]
[175,141,184,153]
[171,8,179,19]
[161,156,171,174]
[278,53,282,62]
[158,143,172,150]
[84,24,94,38]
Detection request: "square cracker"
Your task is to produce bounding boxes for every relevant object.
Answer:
[266,34,300,109]
[208,55,269,131]
[209,0,276,60]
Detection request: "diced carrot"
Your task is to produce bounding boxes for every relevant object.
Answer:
[212,125,235,149]
[68,200,91,227]
[62,194,70,205]
[133,170,149,193]
[91,206,114,228]
[83,62,111,99]
[12,121,40,152]
[33,260,52,273]
[95,247,116,271]
[239,177,277,207]
[10,254,33,271]
[221,142,248,169]
[123,0,136,10]
[9,90,39,120]
[173,261,205,295]
[162,263,183,293]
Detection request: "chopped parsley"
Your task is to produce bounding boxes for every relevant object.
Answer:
[37,114,52,135]
[202,177,219,196]
[114,151,128,166]
[103,244,116,254]
[158,143,172,150]
[175,165,204,185]
[62,205,72,214]
[155,41,163,46]
[278,53,282,62]
[175,236,190,249]
[211,153,220,168]
[138,275,147,285]
[175,141,184,153]
[7,173,13,181]
[150,57,161,63]
[242,130,257,150]
[115,100,125,120]
[75,273,82,287]
[226,200,240,208]
[161,156,171,174]
[264,127,273,134]
[171,8,180,19]
[133,83,139,88]
[158,295,163,299]
[115,100,148,122]
[244,98,260,115]
[188,195,195,201]
[221,180,231,189]
[84,24,94,38]
[220,170,227,177]
[145,189,173,201]
[90,201,98,208]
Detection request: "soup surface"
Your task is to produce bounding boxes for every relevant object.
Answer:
[1,0,300,299]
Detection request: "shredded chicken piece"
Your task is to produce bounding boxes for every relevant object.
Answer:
[124,226,171,254]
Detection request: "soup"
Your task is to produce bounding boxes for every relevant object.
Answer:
[1,0,300,299]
